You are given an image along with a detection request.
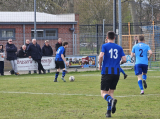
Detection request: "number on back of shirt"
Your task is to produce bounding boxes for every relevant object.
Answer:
[57,49,60,54]
[109,48,118,59]
[139,49,143,57]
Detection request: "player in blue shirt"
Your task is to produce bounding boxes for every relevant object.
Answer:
[99,31,126,117]
[54,42,69,82]
[105,39,127,79]
[131,35,152,94]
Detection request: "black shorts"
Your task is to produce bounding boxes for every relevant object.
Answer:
[55,61,65,69]
[101,74,120,91]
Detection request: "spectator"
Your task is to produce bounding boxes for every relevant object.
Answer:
[42,40,53,73]
[28,39,46,74]
[17,45,28,58]
[134,36,138,45]
[6,39,20,75]
[55,38,62,51]
[26,39,36,74]
[0,45,5,76]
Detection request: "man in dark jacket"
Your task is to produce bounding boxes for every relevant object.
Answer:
[17,45,28,58]
[26,39,36,74]
[6,39,20,75]
[55,38,62,51]
[42,40,53,56]
[42,40,53,73]
[27,39,45,74]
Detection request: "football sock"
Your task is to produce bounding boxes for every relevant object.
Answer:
[138,80,143,90]
[107,102,111,111]
[142,75,147,81]
[104,94,113,103]
[55,72,59,79]
[62,70,66,78]
[120,68,125,75]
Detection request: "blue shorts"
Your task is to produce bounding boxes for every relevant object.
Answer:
[134,64,148,75]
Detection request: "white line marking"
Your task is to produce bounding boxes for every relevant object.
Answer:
[0,91,160,98]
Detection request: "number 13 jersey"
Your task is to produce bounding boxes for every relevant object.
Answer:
[132,43,151,65]
[101,43,125,75]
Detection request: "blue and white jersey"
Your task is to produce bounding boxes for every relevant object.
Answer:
[55,46,65,61]
[132,43,151,65]
[101,43,125,75]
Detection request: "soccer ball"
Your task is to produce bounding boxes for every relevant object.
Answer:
[69,76,75,82]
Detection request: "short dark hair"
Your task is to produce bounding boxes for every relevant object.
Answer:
[62,42,68,46]
[139,35,144,41]
[107,31,115,40]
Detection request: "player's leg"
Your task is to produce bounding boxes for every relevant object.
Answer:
[120,67,127,79]
[60,61,66,82]
[63,60,68,73]
[135,64,144,94]
[142,65,148,89]
[137,75,144,94]
[54,61,60,82]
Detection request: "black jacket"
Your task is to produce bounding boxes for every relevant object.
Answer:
[27,43,42,60]
[17,47,28,58]
[6,42,17,60]
[55,42,62,51]
[42,44,53,56]
[26,43,30,50]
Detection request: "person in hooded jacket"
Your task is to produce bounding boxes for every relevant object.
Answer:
[6,39,20,75]
[0,45,5,76]
[27,39,46,74]
[42,40,53,73]
[17,45,28,58]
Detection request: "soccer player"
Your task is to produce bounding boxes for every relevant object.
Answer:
[131,35,152,94]
[99,31,126,117]
[54,42,69,82]
[105,38,127,79]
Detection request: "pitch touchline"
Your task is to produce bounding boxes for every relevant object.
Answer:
[0,91,160,98]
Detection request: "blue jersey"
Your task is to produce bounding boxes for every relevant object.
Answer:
[55,46,65,61]
[101,43,125,75]
[132,43,151,65]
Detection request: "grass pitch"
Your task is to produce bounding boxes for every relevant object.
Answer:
[0,70,160,119]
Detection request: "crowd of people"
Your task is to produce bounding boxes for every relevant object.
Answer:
[0,38,65,76]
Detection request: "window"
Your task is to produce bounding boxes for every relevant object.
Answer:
[0,29,15,40]
[31,29,58,40]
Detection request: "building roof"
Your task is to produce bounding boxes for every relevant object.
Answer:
[0,12,77,24]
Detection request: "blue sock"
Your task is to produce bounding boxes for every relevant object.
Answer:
[138,80,143,90]
[55,72,59,79]
[142,75,147,81]
[104,94,113,103]
[107,102,111,111]
[120,68,125,75]
[62,70,66,78]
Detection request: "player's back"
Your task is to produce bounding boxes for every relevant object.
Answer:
[55,46,64,61]
[132,43,150,65]
[101,43,125,75]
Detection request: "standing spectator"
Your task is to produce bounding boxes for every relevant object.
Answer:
[55,38,62,51]
[134,36,138,45]
[6,39,20,75]
[0,45,5,76]
[17,45,28,58]
[42,40,53,73]
[28,39,46,74]
[26,39,36,74]
[55,38,68,73]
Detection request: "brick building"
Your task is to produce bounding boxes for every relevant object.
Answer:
[0,12,79,70]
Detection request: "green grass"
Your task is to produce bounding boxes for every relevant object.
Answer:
[0,70,160,119]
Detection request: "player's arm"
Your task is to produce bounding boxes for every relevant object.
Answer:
[99,52,104,70]
[121,56,126,64]
[131,52,135,57]
[148,50,152,60]
[61,54,68,65]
